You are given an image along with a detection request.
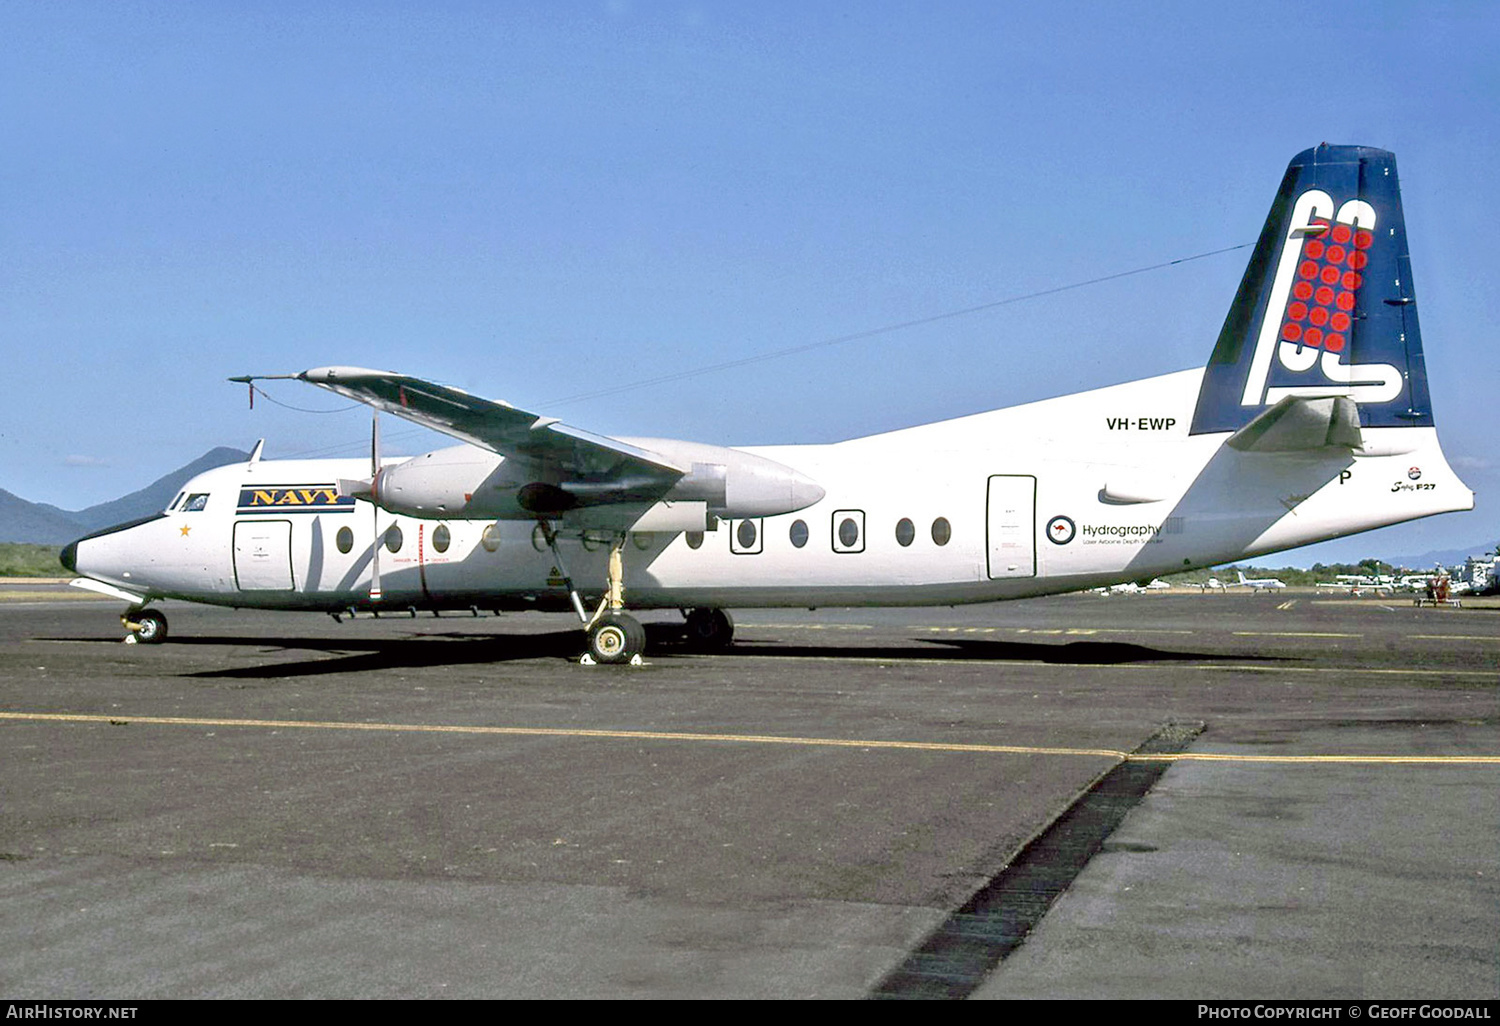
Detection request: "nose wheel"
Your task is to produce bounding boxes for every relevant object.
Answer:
[122,608,168,645]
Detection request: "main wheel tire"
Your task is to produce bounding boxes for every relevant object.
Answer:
[132,609,168,645]
[683,608,734,651]
[587,613,645,664]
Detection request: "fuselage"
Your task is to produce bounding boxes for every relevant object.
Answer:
[65,368,1473,614]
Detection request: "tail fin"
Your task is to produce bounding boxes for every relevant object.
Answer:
[1191,145,1431,434]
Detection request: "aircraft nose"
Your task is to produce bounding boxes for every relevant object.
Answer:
[59,514,166,583]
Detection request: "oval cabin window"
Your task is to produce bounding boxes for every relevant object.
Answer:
[838,517,860,548]
[931,517,952,546]
[789,519,809,548]
[895,518,915,547]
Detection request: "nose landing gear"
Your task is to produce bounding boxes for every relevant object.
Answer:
[122,608,168,645]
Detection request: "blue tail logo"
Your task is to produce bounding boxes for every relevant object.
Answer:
[1191,145,1432,434]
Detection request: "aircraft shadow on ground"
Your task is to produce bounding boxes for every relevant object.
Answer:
[40,622,1276,679]
[775,636,1279,666]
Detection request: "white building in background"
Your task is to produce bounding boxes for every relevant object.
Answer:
[1462,554,1498,593]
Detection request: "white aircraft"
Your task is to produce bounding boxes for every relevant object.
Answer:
[63,144,1474,664]
[1228,570,1288,592]
[1315,574,1396,596]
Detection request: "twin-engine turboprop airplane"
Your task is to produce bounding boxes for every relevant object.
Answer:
[1228,570,1288,593]
[63,145,1474,664]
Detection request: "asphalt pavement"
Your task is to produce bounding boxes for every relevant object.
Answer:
[0,588,1494,998]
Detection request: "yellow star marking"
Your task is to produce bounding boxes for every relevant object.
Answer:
[179,525,191,537]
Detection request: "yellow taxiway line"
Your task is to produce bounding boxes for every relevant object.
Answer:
[2,711,1496,766]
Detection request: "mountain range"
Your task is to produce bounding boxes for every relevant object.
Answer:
[1,448,249,544]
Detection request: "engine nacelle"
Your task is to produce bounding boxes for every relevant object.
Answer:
[622,437,825,519]
[362,439,823,524]
[368,447,514,518]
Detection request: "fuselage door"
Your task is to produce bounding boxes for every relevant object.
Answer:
[986,475,1036,579]
[234,520,295,591]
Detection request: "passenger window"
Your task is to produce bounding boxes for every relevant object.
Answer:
[685,531,704,550]
[931,517,952,546]
[832,510,865,553]
[182,493,210,512]
[730,519,762,555]
[433,524,451,553]
[482,524,502,553]
[336,526,354,554]
[895,518,915,547]
[789,519,809,548]
[385,525,403,553]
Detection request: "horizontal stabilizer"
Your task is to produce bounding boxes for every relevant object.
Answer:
[1225,395,1362,453]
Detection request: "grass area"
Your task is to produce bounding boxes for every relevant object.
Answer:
[0,543,72,578]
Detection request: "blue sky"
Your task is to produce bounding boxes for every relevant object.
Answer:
[4,1,1496,564]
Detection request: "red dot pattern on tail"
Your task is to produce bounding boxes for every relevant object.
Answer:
[1281,221,1372,355]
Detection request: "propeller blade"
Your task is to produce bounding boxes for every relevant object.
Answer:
[371,523,383,602]
[370,411,383,603]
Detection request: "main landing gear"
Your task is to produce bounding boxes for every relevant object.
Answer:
[683,607,734,651]
[122,607,168,645]
[537,521,646,666]
[536,522,738,664]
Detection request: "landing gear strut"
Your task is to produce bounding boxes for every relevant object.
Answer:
[122,607,168,645]
[538,521,646,666]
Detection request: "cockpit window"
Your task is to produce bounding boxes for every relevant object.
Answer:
[181,493,211,512]
[166,491,186,512]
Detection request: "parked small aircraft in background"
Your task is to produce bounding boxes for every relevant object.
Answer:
[63,145,1473,664]
[1315,574,1396,596]
[1229,570,1288,592]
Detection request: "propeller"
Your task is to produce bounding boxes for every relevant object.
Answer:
[333,412,385,603]
[369,411,383,602]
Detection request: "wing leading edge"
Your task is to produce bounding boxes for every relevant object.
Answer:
[281,366,823,530]
[300,366,687,483]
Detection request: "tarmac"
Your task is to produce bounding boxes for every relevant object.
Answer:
[0,584,1495,999]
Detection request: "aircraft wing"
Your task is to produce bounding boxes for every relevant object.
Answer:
[296,366,688,483]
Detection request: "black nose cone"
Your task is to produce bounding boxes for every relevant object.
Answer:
[60,541,78,573]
